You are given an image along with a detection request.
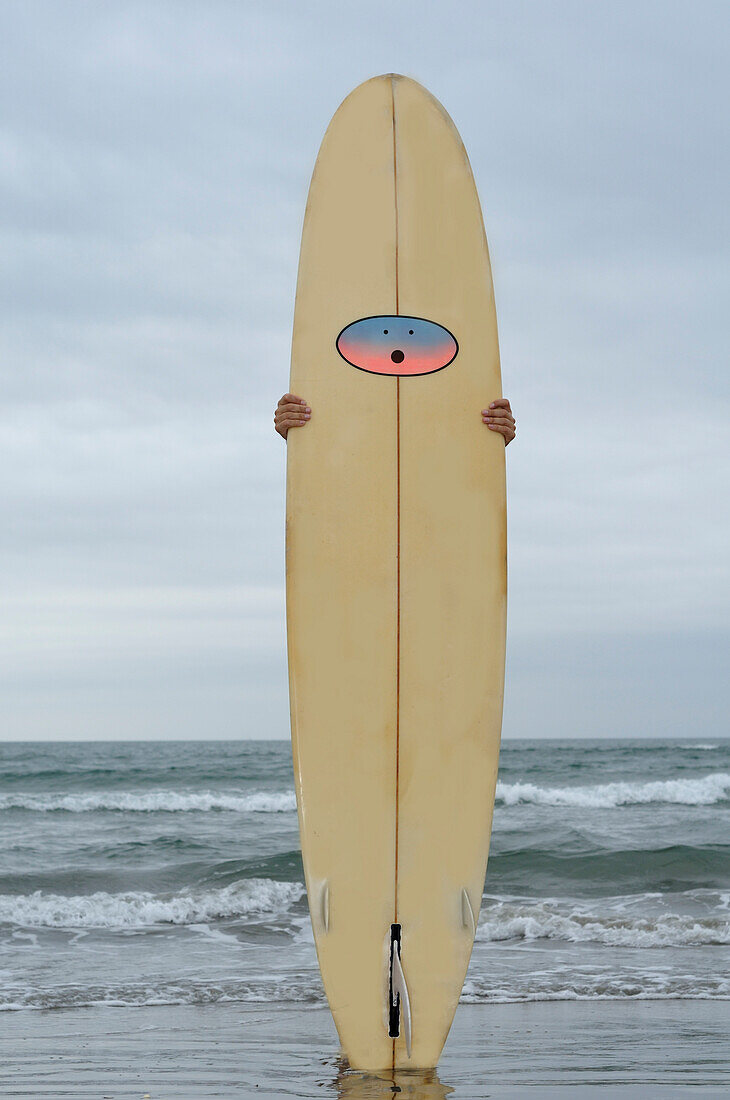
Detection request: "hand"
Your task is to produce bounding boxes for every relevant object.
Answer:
[275,393,311,440]
[482,398,515,445]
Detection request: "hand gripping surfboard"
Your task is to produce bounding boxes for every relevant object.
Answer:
[286,73,506,1071]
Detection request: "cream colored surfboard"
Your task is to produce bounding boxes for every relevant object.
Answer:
[286,74,506,1071]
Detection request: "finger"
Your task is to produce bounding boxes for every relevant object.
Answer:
[482,415,514,427]
[276,409,310,424]
[488,422,516,437]
[279,393,307,405]
[482,398,511,412]
[488,423,515,441]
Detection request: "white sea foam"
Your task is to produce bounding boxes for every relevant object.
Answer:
[461,974,730,1003]
[680,744,719,751]
[496,772,730,808]
[2,968,728,1011]
[0,789,297,814]
[0,976,325,1011]
[5,774,728,815]
[475,899,730,947]
[0,879,305,929]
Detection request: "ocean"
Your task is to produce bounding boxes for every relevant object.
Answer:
[1,738,729,1017]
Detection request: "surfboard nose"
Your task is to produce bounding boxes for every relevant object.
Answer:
[336,315,458,377]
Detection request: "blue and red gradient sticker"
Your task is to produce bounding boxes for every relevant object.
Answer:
[336,315,458,377]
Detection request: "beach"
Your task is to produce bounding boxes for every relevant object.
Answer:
[1,1001,727,1097]
[1,738,728,1096]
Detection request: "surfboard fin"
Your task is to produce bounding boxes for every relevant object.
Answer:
[388,924,412,1058]
[461,887,476,936]
[320,881,330,932]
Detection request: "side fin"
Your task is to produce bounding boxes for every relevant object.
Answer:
[461,887,476,936]
[320,881,330,932]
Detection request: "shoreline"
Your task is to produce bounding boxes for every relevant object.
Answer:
[1,1000,726,1098]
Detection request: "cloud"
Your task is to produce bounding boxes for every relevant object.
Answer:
[0,1,727,739]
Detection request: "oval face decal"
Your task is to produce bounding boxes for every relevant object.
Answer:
[336,315,458,377]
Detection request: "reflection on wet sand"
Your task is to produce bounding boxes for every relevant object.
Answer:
[331,1060,454,1099]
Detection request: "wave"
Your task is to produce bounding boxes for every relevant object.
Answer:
[2,968,728,1011]
[496,772,730,808]
[0,879,305,929]
[0,976,324,1012]
[680,744,719,751]
[0,789,297,814]
[4,773,728,815]
[461,975,730,1004]
[485,843,730,894]
[476,898,730,947]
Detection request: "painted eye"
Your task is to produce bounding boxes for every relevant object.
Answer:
[409,330,414,335]
[383,329,388,334]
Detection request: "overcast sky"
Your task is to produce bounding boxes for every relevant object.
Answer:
[1,1,727,741]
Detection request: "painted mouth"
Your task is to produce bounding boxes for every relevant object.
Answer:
[336,316,458,377]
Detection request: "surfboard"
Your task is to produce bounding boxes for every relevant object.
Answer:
[286,73,506,1071]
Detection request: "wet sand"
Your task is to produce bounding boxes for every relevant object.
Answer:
[1,1000,726,1098]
